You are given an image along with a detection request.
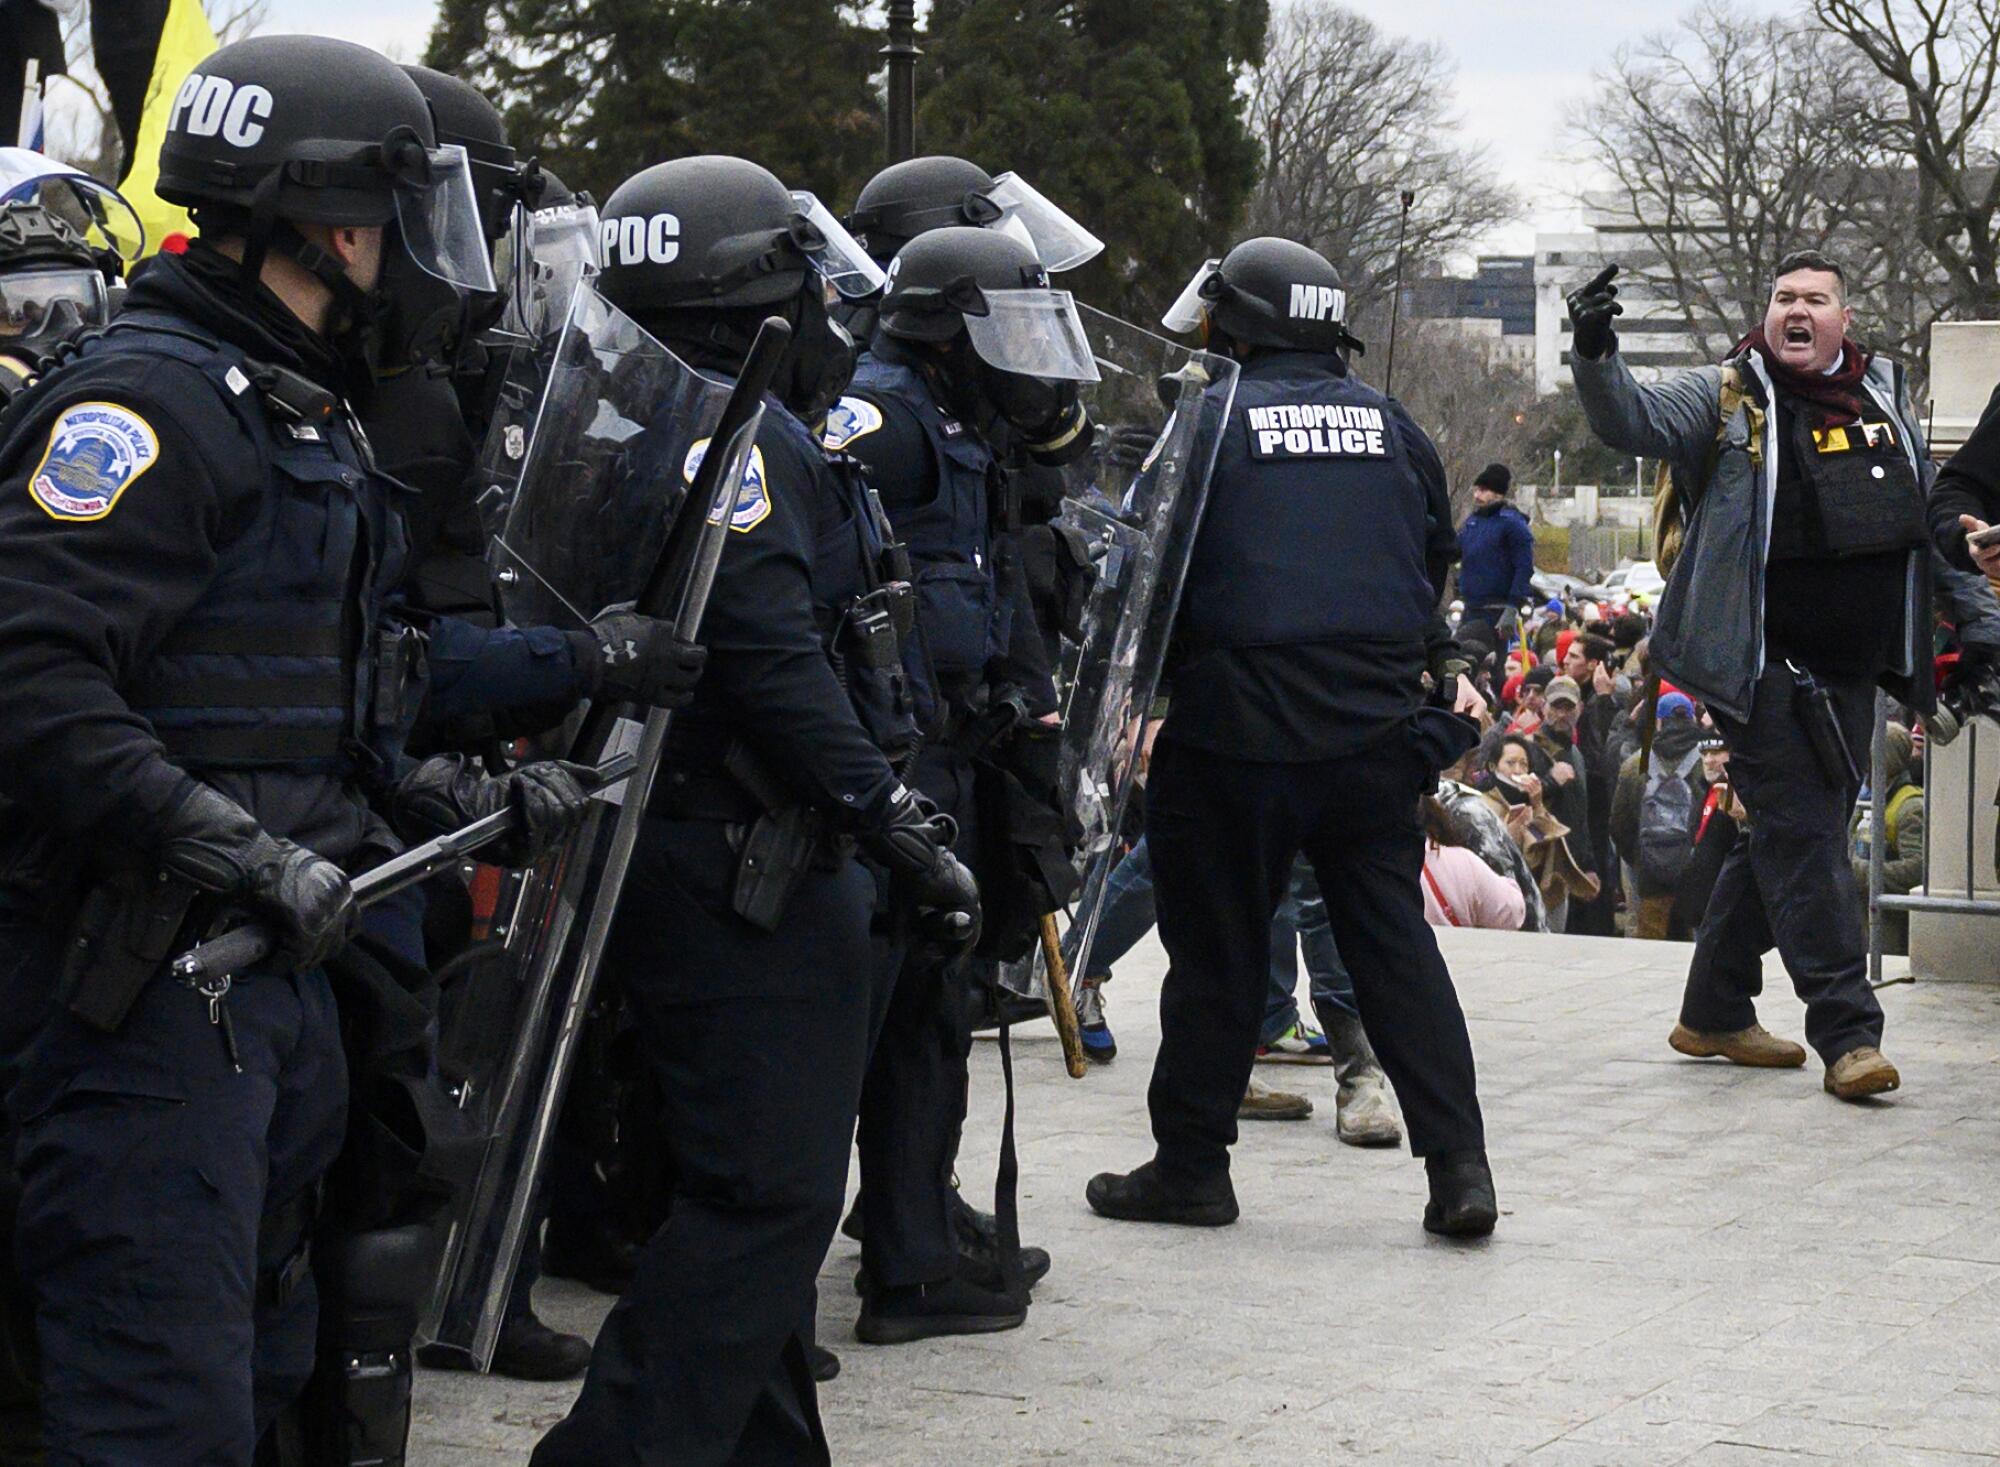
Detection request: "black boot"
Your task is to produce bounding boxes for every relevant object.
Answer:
[854,1276,1026,1345]
[1422,1149,1498,1239]
[808,1343,841,1382]
[1084,1160,1238,1227]
[952,1194,1052,1291]
[420,1312,594,1382]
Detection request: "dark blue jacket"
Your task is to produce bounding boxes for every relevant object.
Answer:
[1457,502,1535,608]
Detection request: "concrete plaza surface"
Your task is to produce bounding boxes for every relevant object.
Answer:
[413,928,2000,1466]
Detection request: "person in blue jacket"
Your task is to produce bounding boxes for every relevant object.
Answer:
[1457,462,1536,630]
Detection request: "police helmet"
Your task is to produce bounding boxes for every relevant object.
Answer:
[155,36,493,296]
[877,226,1099,385]
[598,155,881,316]
[403,64,544,245]
[1162,236,1362,355]
[848,155,1102,272]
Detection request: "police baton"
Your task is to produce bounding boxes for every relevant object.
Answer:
[168,750,640,983]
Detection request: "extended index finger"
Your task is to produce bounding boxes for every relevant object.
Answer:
[1581,263,1619,295]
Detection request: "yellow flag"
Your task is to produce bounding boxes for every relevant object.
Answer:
[121,0,220,256]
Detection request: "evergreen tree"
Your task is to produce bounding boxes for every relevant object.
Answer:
[426,0,884,206]
[915,0,1269,318]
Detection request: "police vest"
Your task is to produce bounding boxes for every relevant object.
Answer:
[80,315,415,773]
[774,402,919,765]
[1180,357,1436,653]
[827,355,1007,688]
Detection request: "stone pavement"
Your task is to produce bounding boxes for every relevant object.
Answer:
[412,929,2000,1465]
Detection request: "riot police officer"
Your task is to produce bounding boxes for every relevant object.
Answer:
[0,35,594,1464]
[821,225,1097,1343]
[0,153,136,401]
[1084,238,1498,1238]
[530,156,979,1467]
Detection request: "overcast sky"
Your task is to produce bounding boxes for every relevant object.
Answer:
[256,0,1801,254]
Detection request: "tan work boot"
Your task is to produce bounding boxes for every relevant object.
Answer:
[1825,1046,1901,1099]
[1323,1012,1403,1148]
[1668,1022,1807,1068]
[1239,1078,1312,1121]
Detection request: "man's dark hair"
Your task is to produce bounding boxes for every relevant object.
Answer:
[1576,633,1614,664]
[1773,250,1845,294]
[1609,614,1648,651]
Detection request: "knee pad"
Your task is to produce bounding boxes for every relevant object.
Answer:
[300,1224,438,1467]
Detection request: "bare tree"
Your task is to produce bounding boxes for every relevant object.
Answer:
[1389,321,1541,517]
[1817,0,2000,320]
[1243,0,1515,335]
[1567,1,1935,361]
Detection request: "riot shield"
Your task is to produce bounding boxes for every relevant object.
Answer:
[420,285,764,1368]
[1001,308,1237,1003]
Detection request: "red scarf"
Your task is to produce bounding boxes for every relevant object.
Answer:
[1735,326,1872,427]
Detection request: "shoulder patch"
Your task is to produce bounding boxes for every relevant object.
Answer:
[28,402,161,522]
[1242,400,1390,462]
[683,438,773,534]
[821,396,884,453]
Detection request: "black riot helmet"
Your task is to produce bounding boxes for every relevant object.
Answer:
[1162,236,1363,358]
[402,64,545,246]
[877,226,1100,462]
[847,155,1103,272]
[155,35,497,375]
[599,155,883,421]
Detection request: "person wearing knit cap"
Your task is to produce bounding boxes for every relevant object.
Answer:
[1457,461,1536,633]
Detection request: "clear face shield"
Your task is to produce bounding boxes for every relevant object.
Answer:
[1161,258,1222,334]
[980,172,1103,272]
[392,143,499,294]
[0,267,108,338]
[962,286,1101,382]
[790,191,885,299]
[0,147,144,263]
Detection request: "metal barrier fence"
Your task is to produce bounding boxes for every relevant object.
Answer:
[1866,689,2000,986]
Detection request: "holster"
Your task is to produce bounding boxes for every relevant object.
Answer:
[57,862,202,1033]
[1792,667,1862,789]
[724,742,830,933]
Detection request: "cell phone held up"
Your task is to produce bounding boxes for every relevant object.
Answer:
[1969,523,2000,552]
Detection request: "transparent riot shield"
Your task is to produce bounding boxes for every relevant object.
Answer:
[999,307,1237,1004]
[420,284,761,1368]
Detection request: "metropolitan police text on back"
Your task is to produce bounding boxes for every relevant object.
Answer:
[1245,403,1389,460]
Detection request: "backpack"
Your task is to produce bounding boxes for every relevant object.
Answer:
[1653,364,1762,577]
[1637,747,1702,890]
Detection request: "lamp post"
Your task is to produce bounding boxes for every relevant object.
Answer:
[1383,188,1415,395]
[885,1,920,165]
[1553,447,1562,497]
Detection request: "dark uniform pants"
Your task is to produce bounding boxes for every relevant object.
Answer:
[1682,662,1885,1063]
[533,816,878,1467]
[1144,736,1485,1188]
[854,745,977,1289]
[0,917,345,1467]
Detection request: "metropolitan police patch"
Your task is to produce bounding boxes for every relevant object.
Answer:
[821,396,884,453]
[29,402,161,521]
[682,438,773,533]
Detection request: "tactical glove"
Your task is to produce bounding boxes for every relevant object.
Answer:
[157,783,356,971]
[1105,422,1162,472]
[568,608,707,709]
[1566,264,1623,361]
[391,754,594,868]
[862,789,983,952]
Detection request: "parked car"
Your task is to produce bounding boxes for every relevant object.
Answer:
[1531,570,1591,604]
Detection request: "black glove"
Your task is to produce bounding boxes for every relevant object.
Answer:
[391,754,594,868]
[1566,264,1623,362]
[862,789,983,952]
[157,783,356,970]
[568,608,707,709]
[1105,422,1162,472]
